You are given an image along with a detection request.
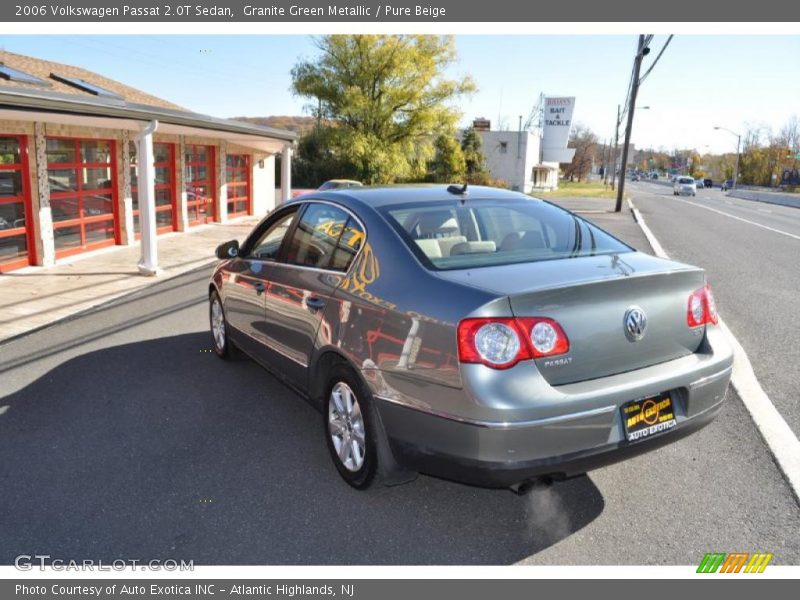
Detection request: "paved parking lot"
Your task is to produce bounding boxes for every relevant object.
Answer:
[2,201,798,564]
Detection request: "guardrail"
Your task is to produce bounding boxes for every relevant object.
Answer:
[729,189,800,209]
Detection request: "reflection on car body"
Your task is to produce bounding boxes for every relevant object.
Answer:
[208,185,732,491]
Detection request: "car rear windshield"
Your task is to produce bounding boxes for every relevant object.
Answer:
[379,198,632,271]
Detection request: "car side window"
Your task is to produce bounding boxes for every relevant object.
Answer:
[246,209,298,261]
[284,203,364,272]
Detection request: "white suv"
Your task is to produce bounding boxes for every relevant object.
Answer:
[673,176,697,197]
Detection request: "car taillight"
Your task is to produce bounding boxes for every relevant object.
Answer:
[687,285,719,327]
[457,317,569,369]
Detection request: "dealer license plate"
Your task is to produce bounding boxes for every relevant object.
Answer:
[621,393,678,443]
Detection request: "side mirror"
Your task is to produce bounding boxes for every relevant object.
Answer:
[215,239,240,259]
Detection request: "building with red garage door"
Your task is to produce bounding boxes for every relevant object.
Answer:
[0,50,296,274]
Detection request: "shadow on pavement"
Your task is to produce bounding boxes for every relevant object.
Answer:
[0,332,604,565]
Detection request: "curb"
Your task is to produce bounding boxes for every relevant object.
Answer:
[627,197,800,504]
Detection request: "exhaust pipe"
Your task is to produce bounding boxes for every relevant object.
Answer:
[510,475,554,495]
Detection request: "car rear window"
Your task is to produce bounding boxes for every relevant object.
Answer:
[379,198,632,271]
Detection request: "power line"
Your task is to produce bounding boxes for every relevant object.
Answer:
[639,35,674,84]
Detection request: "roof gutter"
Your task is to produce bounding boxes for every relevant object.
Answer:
[0,86,297,143]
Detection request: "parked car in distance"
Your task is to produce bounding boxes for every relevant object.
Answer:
[703,179,713,189]
[318,179,363,191]
[721,179,735,191]
[695,179,705,189]
[209,185,732,492]
[674,176,697,196]
[650,172,659,179]
[631,174,640,182]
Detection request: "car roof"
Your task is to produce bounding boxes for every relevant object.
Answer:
[287,184,534,210]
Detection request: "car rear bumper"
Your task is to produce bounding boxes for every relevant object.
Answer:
[374,327,733,488]
[379,390,726,487]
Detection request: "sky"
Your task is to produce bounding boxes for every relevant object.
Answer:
[2,35,798,154]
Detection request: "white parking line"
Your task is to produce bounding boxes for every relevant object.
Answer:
[628,198,800,503]
[669,196,800,241]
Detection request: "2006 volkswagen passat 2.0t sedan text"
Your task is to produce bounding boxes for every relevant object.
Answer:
[208,185,732,491]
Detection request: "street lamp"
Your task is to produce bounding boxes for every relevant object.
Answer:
[714,126,741,190]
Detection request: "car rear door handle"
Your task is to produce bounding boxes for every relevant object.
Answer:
[306,296,326,311]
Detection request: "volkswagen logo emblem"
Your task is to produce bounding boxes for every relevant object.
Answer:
[624,307,648,341]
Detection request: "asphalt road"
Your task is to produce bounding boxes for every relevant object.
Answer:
[627,181,800,438]
[1,235,798,566]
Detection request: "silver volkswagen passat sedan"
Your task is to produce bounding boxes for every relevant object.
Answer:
[209,185,732,491]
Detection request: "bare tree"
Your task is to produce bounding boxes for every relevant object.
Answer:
[779,116,799,155]
[563,124,599,182]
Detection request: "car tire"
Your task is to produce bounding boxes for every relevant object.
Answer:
[323,365,379,489]
[209,290,243,360]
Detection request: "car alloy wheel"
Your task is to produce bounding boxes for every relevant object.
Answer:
[328,381,366,472]
[210,295,226,353]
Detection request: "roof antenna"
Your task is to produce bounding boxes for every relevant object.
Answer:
[447,183,468,196]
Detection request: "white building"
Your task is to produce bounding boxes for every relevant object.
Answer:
[477,130,560,193]
[475,96,577,193]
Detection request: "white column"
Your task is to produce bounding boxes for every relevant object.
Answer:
[280,144,293,204]
[136,121,159,276]
[176,136,189,231]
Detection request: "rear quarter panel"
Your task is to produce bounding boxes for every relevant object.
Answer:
[309,200,502,404]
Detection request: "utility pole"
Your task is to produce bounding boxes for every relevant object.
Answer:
[733,134,741,190]
[616,35,648,212]
[611,104,621,191]
[715,126,743,190]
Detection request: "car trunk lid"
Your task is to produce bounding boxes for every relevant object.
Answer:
[437,252,706,385]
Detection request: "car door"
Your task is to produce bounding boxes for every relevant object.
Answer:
[223,206,299,358]
[262,201,365,389]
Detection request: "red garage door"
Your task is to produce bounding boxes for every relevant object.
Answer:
[130,141,177,236]
[0,135,36,272]
[226,154,251,218]
[185,144,216,226]
[46,137,119,258]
